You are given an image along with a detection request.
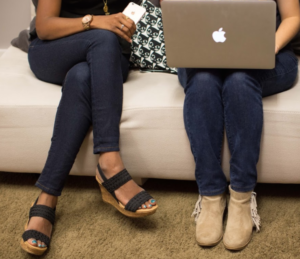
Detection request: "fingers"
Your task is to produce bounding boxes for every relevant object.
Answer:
[114,13,136,42]
[98,13,136,43]
[114,26,132,43]
[120,15,136,36]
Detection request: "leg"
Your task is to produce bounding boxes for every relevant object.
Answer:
[178,68,227,196]
[262,48,298,97]
[26,62,92,248]
[29,30,130,153]
[27,31,155,241]
[222,71,263,192]
[222,71,262,249]
[178,68,227,246]
[223,47,298,192]
[28,31,132,196]
[36,62,93,195]
[223,48,298,249]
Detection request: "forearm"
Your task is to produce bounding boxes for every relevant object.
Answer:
[36,17,84,40]
[276,16,300,53]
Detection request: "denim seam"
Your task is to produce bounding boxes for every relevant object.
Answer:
[222,96,234,153]
[184,96,197,162]
[217,115,224,165]
[183,86,200,187]
[36,181,61,196]
[95,146,119,149]
[30,39,93,49]
[231,183,256,192]
[199,185,228,196]
[258,65,298,84]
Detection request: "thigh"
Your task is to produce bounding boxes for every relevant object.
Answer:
[178,68,224,92]
[28,30,129,85]
[234,48,298,97]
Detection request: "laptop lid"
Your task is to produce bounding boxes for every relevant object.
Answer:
[161,0,276,69]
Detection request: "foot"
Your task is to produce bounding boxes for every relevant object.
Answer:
[25,192,58,248]
[223,186,260,251]
[96,152,157,210]
[194,193,226,246]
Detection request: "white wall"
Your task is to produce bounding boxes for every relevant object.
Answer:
[0,0,31,49]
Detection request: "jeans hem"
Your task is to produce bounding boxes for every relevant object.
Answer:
[94,146,120,154]
[199,185,228,196]
[35,181,61,196]
[230,184,256,193]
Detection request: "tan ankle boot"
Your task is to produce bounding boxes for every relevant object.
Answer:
[192,192,227,246]
[223,185,261,250]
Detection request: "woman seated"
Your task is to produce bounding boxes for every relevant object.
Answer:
[20,0,158,255]
[177,0,299,251]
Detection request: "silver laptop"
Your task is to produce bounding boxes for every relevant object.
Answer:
[161,0,276,69]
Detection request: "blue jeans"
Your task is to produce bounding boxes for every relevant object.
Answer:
[28,30,130,196]
[178,48,298,196]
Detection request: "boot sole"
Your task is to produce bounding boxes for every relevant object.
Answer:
[223,235,252,251]
[197,234,223,247]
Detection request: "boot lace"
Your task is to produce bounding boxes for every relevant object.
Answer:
[191,195,202,223]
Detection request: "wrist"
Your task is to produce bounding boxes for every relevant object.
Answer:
[90,15,104,30]
[82,14,93,30]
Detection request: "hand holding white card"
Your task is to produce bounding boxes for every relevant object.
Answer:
[123,2,146,24]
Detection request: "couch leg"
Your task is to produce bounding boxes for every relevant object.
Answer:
[132,177,148,186]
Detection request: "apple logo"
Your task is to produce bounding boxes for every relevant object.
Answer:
[212,28,226,43]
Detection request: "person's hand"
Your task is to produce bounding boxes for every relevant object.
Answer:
[92,13,136,43]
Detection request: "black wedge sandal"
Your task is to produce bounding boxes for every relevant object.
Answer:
[96,164,158,217]
[20,199,55,256]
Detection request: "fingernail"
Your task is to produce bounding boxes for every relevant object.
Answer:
[143,205,147,208]
[38,244,42,247]
[148,204,152,207]
[42,245,46,248]
[32,240,37,244]
[150,199,156,203]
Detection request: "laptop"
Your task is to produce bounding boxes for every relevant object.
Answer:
[161,0,276,69]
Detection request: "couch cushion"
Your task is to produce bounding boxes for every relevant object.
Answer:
[1,46,300,183]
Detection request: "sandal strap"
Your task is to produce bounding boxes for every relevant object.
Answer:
[22,230,50,247]
[29,205,55,226]
[98,165,132,196]
[125,191,153,212]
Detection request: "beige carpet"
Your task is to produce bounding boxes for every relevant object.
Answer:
[1,171,300,259]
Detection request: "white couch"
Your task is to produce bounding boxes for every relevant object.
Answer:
[1,46,300,183]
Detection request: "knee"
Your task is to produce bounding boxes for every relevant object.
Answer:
[224,72,261,96]
[63,62,91,96]
[89,30,121,51]
[185,70,222,96]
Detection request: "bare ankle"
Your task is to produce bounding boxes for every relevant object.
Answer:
[37,192,58,208]
[99,152,124,173]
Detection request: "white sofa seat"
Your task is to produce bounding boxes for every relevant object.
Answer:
[1,46,300,183]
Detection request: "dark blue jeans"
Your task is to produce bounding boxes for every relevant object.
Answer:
[178,48,298,196]
[28,30,130,196]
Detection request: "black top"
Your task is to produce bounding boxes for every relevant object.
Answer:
[60,0,130,18]
[30,0,134,54]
